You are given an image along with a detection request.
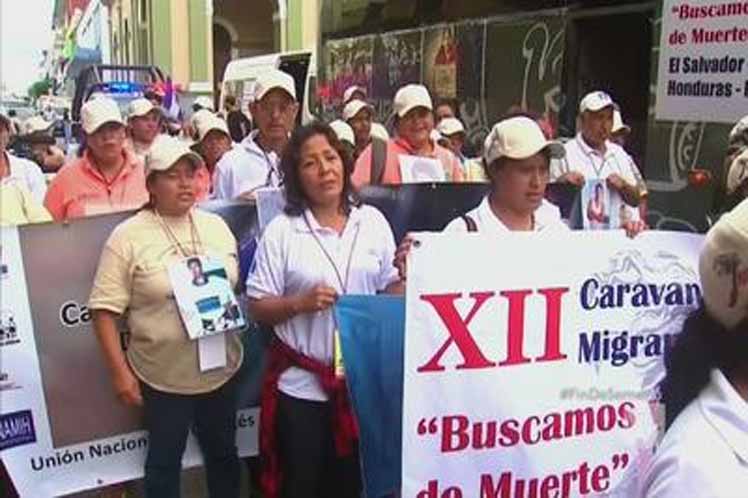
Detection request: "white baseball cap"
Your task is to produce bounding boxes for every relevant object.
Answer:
[699,198,748,329]
[196,115,231,143]
[727,148,748,195]
[128,98,157,119]
[370,122,390,141]
[483,117,565,165]
[343,99,374,121]
[343,85,367,104]
[190,109,215,129]
[145,136,203,178]
[194,96,214,111]
[329,119,355,146]
[729,115,748,142]
[436,117,465,137]
[579,91,615,114]
[393,84,433,118]
[81,97,125,134]
[611,109,631,135]
[22,116,53,135]
[254,69,296,102]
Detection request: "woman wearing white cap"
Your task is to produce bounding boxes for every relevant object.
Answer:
[247,122,402,498]
[192,115,234,200]
[641,199,748,497]
[89,137,242,498]
[393,117,567,278]
[351,84,463,187]
[342,99,375,160]
[127,97,163,162]
[443,117,568,233]
[329,119,356,158]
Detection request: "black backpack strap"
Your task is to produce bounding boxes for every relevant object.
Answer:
[370,137,387,185]
[462,214,478,232]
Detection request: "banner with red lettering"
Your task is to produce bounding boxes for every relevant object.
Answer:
[402,231,703,497]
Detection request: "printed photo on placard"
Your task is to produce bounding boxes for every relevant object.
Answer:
[168,255,245,340]
[399,155,446,183]
[582,179,621,230]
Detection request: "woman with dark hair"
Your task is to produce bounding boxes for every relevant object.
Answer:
[641,200,748,497]
[246,122,403,498]
[89,137,242,498]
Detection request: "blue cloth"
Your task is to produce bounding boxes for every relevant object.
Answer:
[334,295,405,498]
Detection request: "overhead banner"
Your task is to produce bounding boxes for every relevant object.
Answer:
[656,0,748,123]
[401,231,703,497]
[0,205,262,498]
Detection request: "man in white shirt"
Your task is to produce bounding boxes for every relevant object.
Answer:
[1,111,47,203]
[213,69,299,200]
[552,91,646,222]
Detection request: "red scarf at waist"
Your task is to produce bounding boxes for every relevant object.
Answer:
[259,336,359,498]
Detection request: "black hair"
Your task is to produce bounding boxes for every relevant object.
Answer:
[281,121,360,217]
[187,257,202,269]
[662,305,748,428]
[435,98,460,119]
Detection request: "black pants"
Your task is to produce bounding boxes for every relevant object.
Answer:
[142,378,240,498]
[277,392,362,498]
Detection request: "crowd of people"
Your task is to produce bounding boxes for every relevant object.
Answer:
[2,67,748,498]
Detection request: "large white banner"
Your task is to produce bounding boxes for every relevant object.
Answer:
[403,231,703,497]
[0,219,259,498]
[656,0,748,123]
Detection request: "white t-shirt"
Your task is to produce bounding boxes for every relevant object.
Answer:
[246,204,399,401]
[641,369,748,498]
[4,152,47,203]
[554,134,646,222]
[213,130,281,199]
[443,196,569,233]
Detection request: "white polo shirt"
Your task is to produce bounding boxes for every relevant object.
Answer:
[213,130,282,200]
[3,152,47,203]
[246,204,399,401]
[554,134,646,222]
[641,369,748,498]
[443,196,569,233]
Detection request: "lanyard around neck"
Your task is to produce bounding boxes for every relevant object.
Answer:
[155,209,203,258]
[302,212,360,294]
[577,136,610,178]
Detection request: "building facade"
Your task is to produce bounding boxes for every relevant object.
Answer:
[107,0,213,95]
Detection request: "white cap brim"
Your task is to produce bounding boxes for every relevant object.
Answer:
[198,122,230,143]
[343,100,374,121]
